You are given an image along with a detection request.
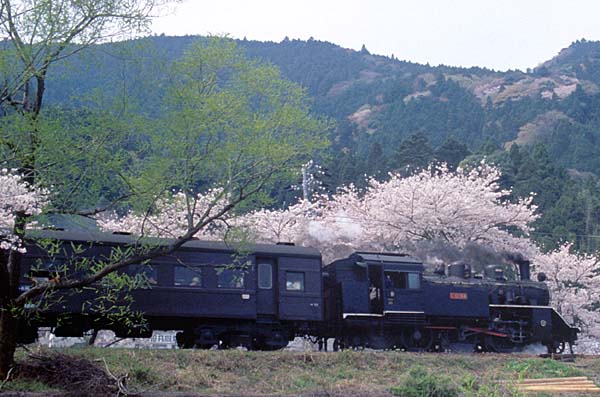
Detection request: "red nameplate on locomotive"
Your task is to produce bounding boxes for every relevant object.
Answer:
[450,292,468,300]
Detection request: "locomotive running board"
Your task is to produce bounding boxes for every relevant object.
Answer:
[384,310,425,315]
[342,311,425,321]
[490,304,552,309]
[343,313,383,319]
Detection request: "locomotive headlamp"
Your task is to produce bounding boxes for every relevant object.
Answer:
[540,320,547,327]
[537,272,548,282]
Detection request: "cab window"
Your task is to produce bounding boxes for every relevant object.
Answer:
[408,273,421,289]
[384,271,420,290]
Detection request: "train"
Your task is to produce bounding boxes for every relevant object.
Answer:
[14,229,579,353]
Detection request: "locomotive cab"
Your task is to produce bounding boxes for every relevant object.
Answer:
[325,252,424,320]
[323,252,426,349]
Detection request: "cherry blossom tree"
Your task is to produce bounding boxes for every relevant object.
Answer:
[318,163,538,254]
[0,169,48,251]
[98,192,321,249]
[533,244,600,351]
[234,162,538,263]
[97,189,231,240]
[0,169,49,377]
[235,200,318,244]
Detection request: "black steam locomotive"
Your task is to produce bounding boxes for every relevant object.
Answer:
[16,230,578,353]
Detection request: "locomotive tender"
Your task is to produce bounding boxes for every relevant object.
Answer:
[16,230,578,353]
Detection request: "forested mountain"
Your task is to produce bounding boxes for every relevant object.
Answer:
[43,35,600,252]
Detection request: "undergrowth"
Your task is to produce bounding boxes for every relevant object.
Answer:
[3,347,598,396]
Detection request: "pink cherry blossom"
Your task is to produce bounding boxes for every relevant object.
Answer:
[534,244,600,339]
[97,188,230,239]
[0,169,48,252]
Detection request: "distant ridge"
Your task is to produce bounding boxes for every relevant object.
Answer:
[44,35,600,176]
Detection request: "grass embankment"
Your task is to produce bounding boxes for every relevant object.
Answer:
[2,347,599,396]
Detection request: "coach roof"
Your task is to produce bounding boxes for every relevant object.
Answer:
[25,229,321,258]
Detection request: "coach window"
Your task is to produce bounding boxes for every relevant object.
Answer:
[174,265,203,287]
[217,267,245,289]
[285,271,304,292]
[258,262,273,289]
[43,258,65,272]
[129,264,158,285]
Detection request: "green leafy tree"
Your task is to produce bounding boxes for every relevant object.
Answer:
[392,132,434,174]
[0,0,178,378]
[366,141,386,177]
[434,135,471,170]
[0,7,328,379]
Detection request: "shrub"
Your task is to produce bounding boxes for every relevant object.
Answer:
[390,367,459,397]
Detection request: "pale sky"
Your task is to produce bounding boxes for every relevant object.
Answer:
[152,0,600,72]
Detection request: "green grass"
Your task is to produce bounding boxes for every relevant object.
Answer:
[3,347,599,396]
[505,358,582,379]
[1,378,60,393]
[391,366,460,397]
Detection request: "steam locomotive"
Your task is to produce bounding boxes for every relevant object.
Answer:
[15,230,578,353]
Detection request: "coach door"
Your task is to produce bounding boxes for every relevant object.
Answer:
[256,258,277,317]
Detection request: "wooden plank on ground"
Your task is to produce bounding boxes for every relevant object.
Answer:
[510,376,600,394]
[518,381,596,387]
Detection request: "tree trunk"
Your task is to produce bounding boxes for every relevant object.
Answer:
[0,309,17,379]
[0,217,25,379]
[88,329,99,346]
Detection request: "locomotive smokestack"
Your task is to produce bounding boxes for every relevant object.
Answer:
[518,260,531,281]
[504,252,531,281]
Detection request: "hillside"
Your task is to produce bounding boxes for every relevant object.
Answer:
[42,35,600,252]
[43,36,600,172]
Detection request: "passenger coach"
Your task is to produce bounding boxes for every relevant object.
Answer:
[19,230,323,350]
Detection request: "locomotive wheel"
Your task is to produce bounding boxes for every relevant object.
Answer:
[333,339,343,351]
[220,333,254,350]
[351,336,366,350]
[546,340,566,354]
[484,335,518,353]
[432,331,450,352]
[400,328,433,351]
[176,331,194,349]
